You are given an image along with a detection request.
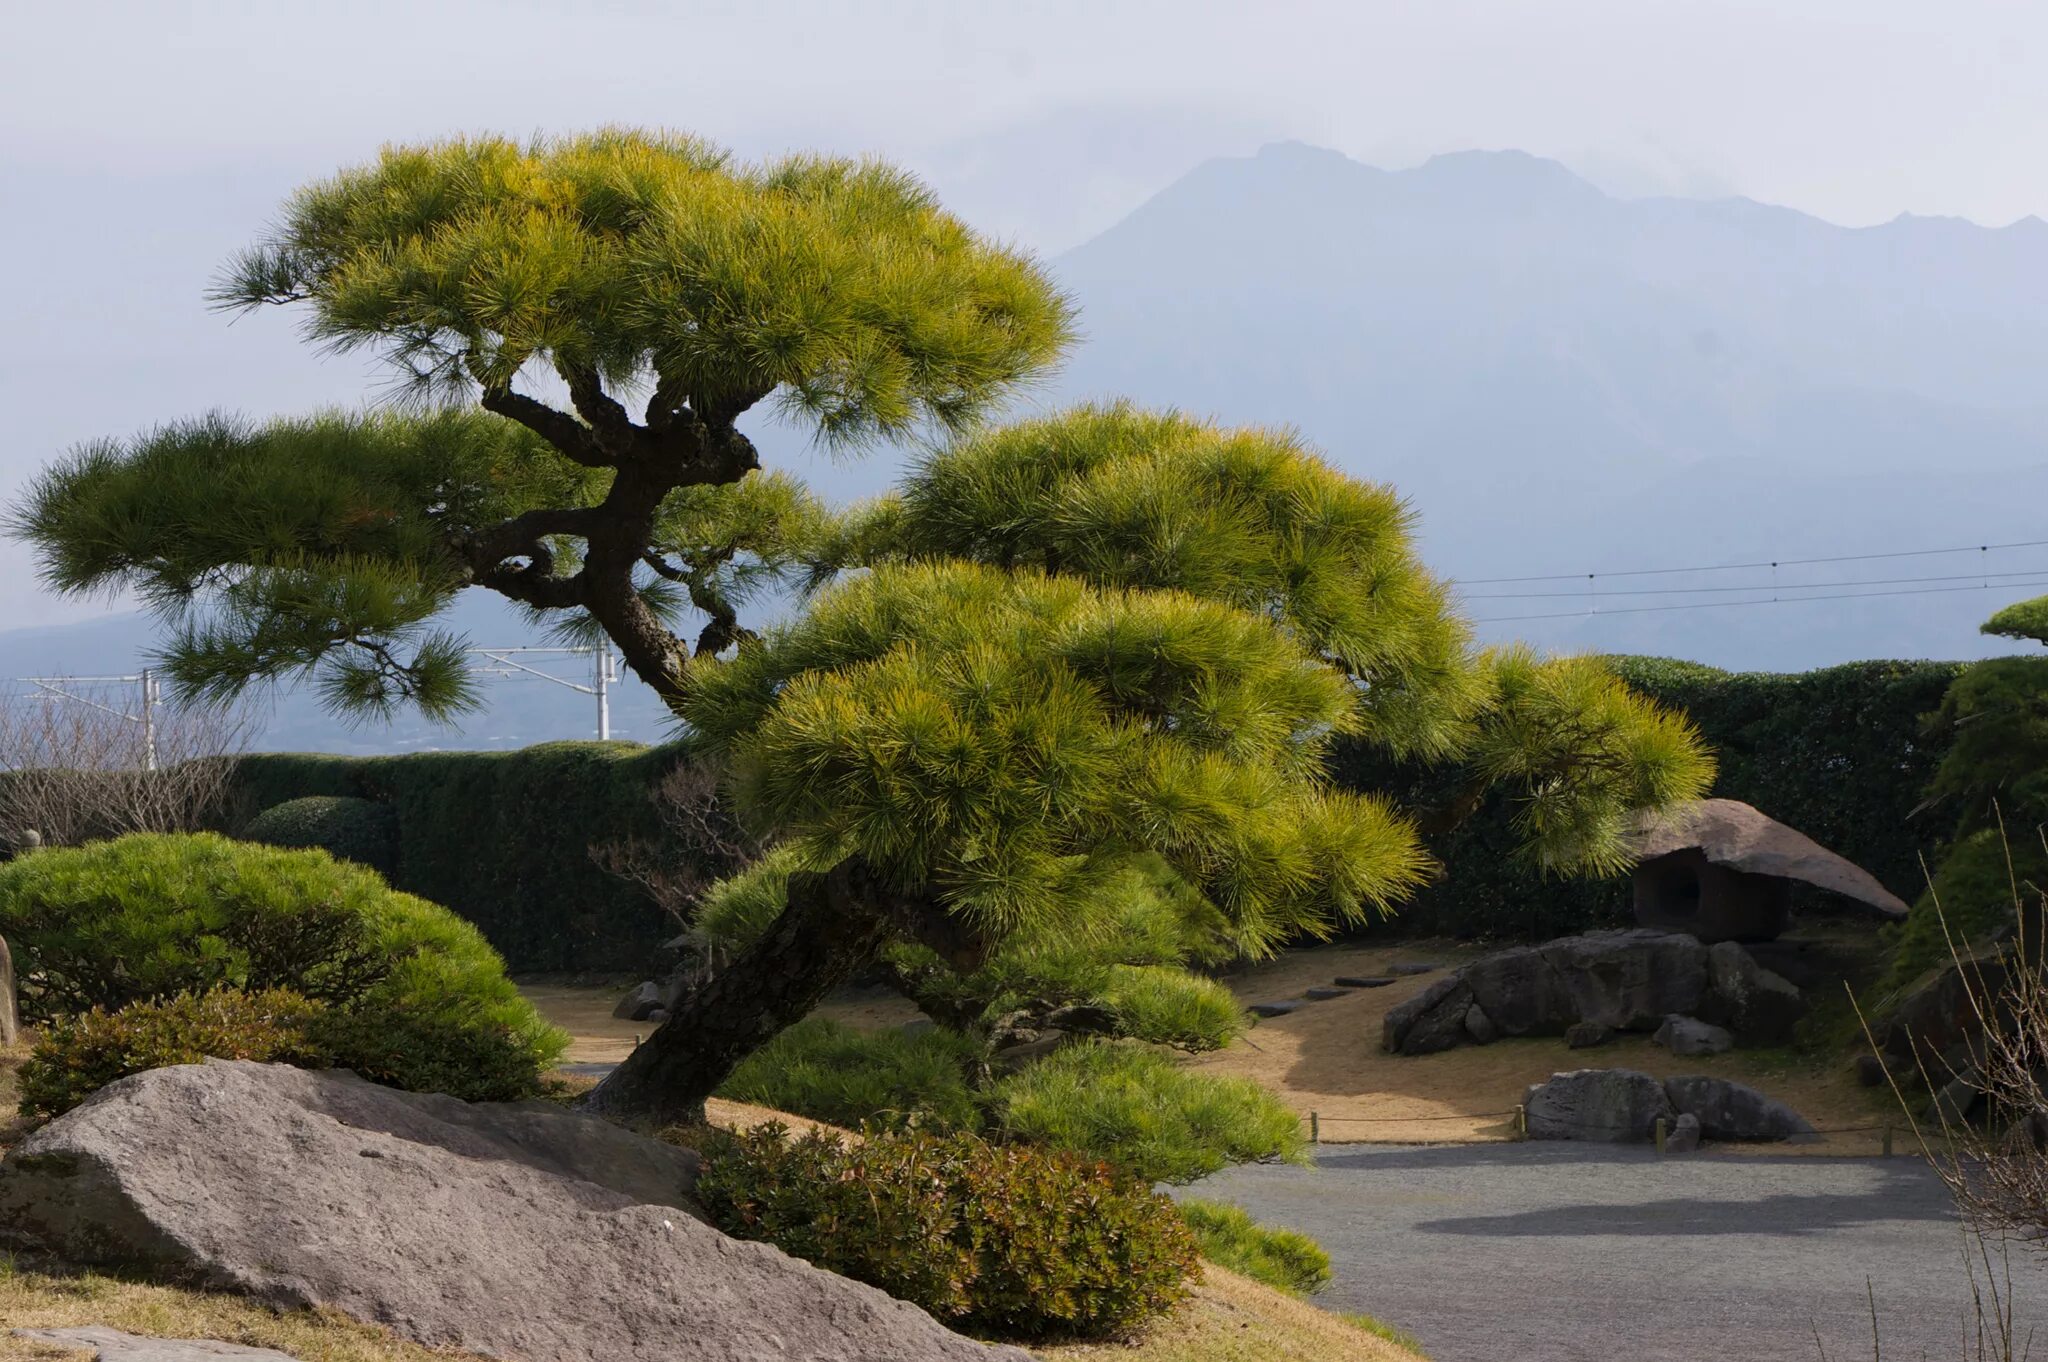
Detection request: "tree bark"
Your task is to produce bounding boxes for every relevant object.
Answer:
[0,933,19,1050]
[578,857,899,1128]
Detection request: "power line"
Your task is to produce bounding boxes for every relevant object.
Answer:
[1471,576,2048,625]
[1448,538,2048,586]
[1463,566,2048,601]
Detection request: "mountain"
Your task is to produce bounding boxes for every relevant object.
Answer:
[1047,142,2048,669]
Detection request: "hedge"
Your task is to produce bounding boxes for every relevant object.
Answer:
[224,742,682,973]
[1330,657,1967,941]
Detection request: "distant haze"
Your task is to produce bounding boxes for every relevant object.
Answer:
[2,3,2042,749]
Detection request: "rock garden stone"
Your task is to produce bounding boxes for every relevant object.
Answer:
[12,1327,302,1362]
[1927,1069,1985,1126]
[1653,1015,1733,1057]
[1390,962,1441,976]
[1664,1112,1702,1154]
[1854,1053,1889,1087]
[1663,1074,1815,1141]
[611,980,662,1021]
[1335,975,1396,988]
[1249,1000,1306,1018]
[1565,1020,1614,1049]
[1304,986,1350,1000]
[1522,1068,1674,1142]
[0,1061,1028,1362]
[1382,929,1806,1055]
[1463,1005,1499,1044]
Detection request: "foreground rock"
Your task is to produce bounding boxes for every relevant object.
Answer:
[1653,1015,1732,1057]
[1522,1068,1673,1141]
[1382,930,1806,1055]
[1522,1069,1815,1143]
[0,1062,1028,1362]
[13,1327,300,1362]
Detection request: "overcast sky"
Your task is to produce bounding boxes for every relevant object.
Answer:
[4,0,2045,631]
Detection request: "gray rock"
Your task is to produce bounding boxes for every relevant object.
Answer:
[1664,1112,1702,1154]
[1565,1021,1614,1049]
[1663,1074,1816,1141]
[13,1327,300,1362]
[1927,1070,1985,1126]
[1249,1000,1305,1018]
[1854,1053,1889,1087]
[1540,930,1711,1032]
[1463,1004,1499,1045]
[1700,941,1807,1045]
[1335,975,1395,988]
[1304,986,1351,1001]
[1523,1069,1675,1142]
[611,981,662,1021]
[1381,976,1475,1054]
[1653,1014,1733,1057]
[1390,962,1441,976]
[0,1062,1028,1362]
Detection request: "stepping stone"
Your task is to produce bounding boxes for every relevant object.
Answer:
[1390,962,1441,976]
[14,1327,301,1362]
[1304,986,1351,1000]
[1247,1000,1306,1018]
[554,1061,618,1078]
[1335,975,1396,988]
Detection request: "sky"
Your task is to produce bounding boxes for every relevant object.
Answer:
[3,0,2046,632]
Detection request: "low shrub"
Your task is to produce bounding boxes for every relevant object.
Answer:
[0,833,565,1100]
[1097,965,1246,1051]
[17,987,327,1118]
[239,796,399,877]
[990,1040,1305,1183]
[694,1122,1199,1341]
[715,1016,981,1131]
[1176,1198,1331,1296]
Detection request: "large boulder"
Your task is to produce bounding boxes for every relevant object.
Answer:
[0,1061,1028,1362]
[1382,930,1806,1055]
[12,1327,300,1362]
[1653,1015,1733,1057]
[1663,1075,1816,1141]
[1522,1068,1675,1142]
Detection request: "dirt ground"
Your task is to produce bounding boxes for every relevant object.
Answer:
[527,937,1911,1157]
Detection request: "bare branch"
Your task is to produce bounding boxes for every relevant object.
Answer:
[479,385,610,467]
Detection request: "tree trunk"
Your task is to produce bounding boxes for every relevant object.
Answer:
[578,857,897,1128]
[0,933,19,1050]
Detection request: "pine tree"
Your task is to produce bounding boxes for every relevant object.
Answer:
[12,132,1711,1126]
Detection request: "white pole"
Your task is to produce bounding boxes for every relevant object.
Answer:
[595,641,611,742]
[140,669,159,772]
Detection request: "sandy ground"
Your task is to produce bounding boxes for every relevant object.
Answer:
[523,939,1908,1157]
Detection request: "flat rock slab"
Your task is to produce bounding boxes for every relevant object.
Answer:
[14,1327,301,1362]
[1334,976,1396,988]
[1303,986,1352,1000]
[0,1061,1027,1362]
[1390,962,1441,976]
[1249,1000,1306,1017]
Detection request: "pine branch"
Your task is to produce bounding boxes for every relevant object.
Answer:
[479,385,610,467]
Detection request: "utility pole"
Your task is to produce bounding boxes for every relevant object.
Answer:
[466,645,619,741]
[594,640,612,743]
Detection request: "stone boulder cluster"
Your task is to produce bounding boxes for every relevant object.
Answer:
[1521,1068,1816,1145]
[1382,929,1806,1056]
[0,1061,1029,1362]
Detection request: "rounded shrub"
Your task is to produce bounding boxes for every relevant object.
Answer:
[990,1039,1305,1183]
[694,1123,1199,1341]
[715,1016,981,1131]
[1175,1198,1332,1296]
[17,986,328,1118]
[240,796,399,877]
[0,832,565,1100]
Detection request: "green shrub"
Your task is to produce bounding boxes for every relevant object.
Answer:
[0,832,565,1099]
[1176,1198,1331,1296]
[1098,965,1246,1050]
[990,1040,1305,1183]
[240,796,398,877]
[694,1123,1199,1341]
[716,1016,981,1131]
[225,743,682,972]
[17,986,328,1118]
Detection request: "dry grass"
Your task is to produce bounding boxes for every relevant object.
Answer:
[1037,1265,1426,1361]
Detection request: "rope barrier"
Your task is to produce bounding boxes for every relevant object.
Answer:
[1300,1110,1902,1136]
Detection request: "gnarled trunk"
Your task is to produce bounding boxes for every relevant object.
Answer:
[0,932,18,1050]
[578,857,897,1128]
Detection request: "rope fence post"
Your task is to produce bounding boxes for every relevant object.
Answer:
[1310,1111,1320,1144]
[1882,1125,1893,1157]
[1515,1104,1527,1140]
[1654,1117,1667,1154]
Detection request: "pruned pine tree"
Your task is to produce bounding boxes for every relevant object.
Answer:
[12,132,1712,1127]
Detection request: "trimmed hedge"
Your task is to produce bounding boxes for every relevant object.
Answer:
[240,796,399,877]
[226,742,682,972]
[1331,657,1966,941]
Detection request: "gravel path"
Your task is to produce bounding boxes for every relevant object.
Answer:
[1186,1143,2048,1362]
